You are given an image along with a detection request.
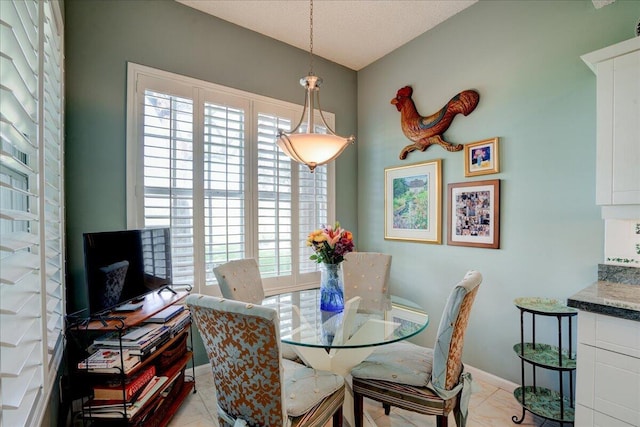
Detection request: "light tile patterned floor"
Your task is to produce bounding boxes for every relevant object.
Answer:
[170,367,563,427]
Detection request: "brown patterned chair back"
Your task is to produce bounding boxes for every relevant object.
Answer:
[431,271,482,391]
[186,294,287,426]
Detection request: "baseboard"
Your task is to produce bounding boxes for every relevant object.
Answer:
[194,362,211,378]
[465,364,519,393]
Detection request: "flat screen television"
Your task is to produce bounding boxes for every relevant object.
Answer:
[83,228,172,316]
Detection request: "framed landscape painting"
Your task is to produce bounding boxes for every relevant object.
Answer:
[447,179,500,249]
[384,159,441,244]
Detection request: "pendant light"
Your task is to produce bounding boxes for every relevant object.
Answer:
[277,0,355,172]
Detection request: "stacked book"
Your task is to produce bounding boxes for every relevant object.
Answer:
[91,324,171,357]
[83,365,169,418]
[143,304,184,323]
[164,309,191,336]
[77,349,140,374]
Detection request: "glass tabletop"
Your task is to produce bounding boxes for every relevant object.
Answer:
[263,288,429,349]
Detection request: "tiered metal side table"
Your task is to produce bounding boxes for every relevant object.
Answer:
[512,297,577,426]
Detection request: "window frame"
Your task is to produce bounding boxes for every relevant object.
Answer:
[126,63,336,296]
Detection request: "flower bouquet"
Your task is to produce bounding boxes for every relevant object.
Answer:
[307,223,355,311]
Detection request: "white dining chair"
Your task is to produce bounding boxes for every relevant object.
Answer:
[213,258,300,362]
[343,252,392,312]
[213,258,264,304]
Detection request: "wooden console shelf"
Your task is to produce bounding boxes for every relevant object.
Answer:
[66,291,196,426]
[83,290,190,331]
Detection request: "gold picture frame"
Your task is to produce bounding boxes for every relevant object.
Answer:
[384,159,442,244]
[464,137,500,177]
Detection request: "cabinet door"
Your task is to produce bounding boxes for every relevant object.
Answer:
[575,403,636,427]
[593,346,640,426]
[576,343,640,426]
[596,49,640,205]
[594,411,636,427]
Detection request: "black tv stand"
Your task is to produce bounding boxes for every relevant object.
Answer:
[157,285,177,295]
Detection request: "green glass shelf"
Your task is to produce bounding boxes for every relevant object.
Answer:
[513,343,576,370]
[514,386,574,423]
[514,297,577,315]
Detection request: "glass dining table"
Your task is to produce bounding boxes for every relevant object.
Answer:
[263,288,429,426]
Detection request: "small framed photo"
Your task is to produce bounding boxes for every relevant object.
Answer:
[464,137,499,177]
[385,159,442,244]
[447,179,500,249]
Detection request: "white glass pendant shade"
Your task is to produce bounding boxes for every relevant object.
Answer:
[277,132,353,172]
[277,74,355,172]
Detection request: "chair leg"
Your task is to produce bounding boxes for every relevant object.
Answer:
[353,391,364,427]
[436,414,448,427]
[333,406,343,427]
[383,403,391,415]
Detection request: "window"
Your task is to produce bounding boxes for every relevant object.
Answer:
[0,0,65,425]
[126,64,335,295]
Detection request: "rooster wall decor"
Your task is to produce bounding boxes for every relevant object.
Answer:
[392,86,480,159]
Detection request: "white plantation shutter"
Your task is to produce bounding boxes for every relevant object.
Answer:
[0,1,64,426]
[141,88,196,288]
[202,98,248,284]
[41,0,63,360]
[298,162,329,274]
[127,64,337,294]
[257,113,293,279]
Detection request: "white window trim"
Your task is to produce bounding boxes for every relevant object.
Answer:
[125,63,336,296]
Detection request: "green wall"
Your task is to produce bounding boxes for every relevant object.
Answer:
[64,0,358,314]
[64,0,640,387]
[357,0,639,383]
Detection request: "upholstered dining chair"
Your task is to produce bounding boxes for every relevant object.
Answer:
[350,270,482,427]
[343,252,392,312]
[186,294,345,427]
[213,258,300,361]
[213,258,265,305]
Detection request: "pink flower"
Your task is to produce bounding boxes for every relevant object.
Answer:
[307,222,355,264]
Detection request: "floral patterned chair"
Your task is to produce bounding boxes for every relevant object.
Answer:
[350,270,482,427]
[342,252,392,312]
[186,294,345,427]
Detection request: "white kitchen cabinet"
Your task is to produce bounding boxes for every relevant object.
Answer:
[575,311,640,426]
[582,38,640,215]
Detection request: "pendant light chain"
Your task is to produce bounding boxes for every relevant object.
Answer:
[309,0,314,75]
[275,0,355,172]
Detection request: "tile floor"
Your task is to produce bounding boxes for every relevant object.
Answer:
[170,366,564,427]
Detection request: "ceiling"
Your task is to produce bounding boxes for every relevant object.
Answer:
[176,0,478,71]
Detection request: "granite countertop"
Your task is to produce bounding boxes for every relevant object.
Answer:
[567,281,640,322]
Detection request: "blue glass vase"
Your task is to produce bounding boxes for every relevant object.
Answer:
[320,263,344,312]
